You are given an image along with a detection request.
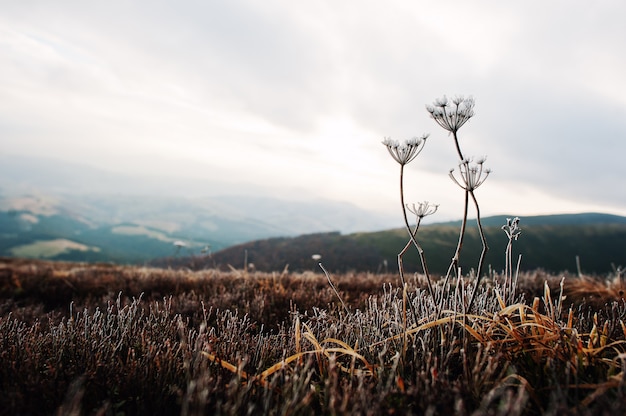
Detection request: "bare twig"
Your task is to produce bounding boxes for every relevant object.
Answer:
[319,262,349,314]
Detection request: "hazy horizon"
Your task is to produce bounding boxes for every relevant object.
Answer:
[2,1,626,223]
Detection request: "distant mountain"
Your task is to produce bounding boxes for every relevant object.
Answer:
[0,190,392,264]
[0,153,398,263]
[182,213,626,275]
[4,155,626,272]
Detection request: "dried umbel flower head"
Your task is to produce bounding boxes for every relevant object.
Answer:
[449,158,491,191]
[382,134,429,165]
[502,217,521,240]
[406,201,439,219]
[426,95,475,134]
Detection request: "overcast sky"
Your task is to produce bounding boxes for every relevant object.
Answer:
[1,0,626,223]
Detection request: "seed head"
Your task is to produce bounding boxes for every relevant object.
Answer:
[449,158,491,191]
[406,201,439,219]
[502,217,522,240]
[426,95,475,134]
[382,134,429,165]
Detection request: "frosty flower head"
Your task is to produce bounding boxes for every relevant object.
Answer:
[407,201,439,219]
[502,217,521,241]
[382,134,429,165]
[426,95,475,134]
[449,158,491,191]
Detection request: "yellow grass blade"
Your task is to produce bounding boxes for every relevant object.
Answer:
[260,352,309,379]
[458,321,485,343]
[302,323,322,349]
[532,297,540,314]
[601,321,609,348]
[320,337,354,351]
[544,281,553,319]
[202,351,250,380]
[495,289,506,310]
[588,324,598,349]
[567,308,573,330]
[519,304,526,325]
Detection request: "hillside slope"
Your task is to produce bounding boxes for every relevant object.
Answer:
[185,213,626,275]
[0,191,391,264]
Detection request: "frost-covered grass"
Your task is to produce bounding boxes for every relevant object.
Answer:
[1,258,626,415]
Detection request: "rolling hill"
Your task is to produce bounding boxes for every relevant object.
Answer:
[0,191,392,264]
[176,213,626,275]
[0,154,398,264]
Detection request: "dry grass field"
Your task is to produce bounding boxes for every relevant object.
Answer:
[3,96,626,415]
[2,257,626,415]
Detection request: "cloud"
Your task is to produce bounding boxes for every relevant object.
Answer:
[1,1,626,223]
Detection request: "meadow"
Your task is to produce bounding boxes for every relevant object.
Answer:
[3,96,625,415]
[1,257,625,415]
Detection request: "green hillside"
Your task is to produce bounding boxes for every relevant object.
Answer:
[0,211,210,263]
[196,214,626,275]
[0,191,392,264]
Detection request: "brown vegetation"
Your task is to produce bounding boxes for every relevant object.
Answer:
[2,257,626,415]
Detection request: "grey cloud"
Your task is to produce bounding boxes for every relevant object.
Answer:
[2,1,626,218]
[463,82,626,208]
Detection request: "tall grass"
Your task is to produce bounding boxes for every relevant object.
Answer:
[1,258,626,415]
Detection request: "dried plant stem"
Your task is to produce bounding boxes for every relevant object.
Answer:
[452,131,465,161]
[442,187,469,296]
[399,164,436,301]
[501,218,522,304]
[444,128,489,311]
[504,236,514,302]
[402,284,409,362]
[444,132,469,292]
[513,254,522,301]
[467,190,489,311]
[319,262,349,314]
[397,220,421,324]
[504,236,519,304]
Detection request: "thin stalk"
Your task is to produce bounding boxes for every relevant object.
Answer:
[466,190,489,311]
[397,238,412,288]
[452,131,465,161]
[318,263,349,314]
[441,186,469,301]
[446,132,468,288]
[397,218,421,324]
[504,238,513,301]
[512,253,522,304]
[402,284,408,363]
[399,164,436,302]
